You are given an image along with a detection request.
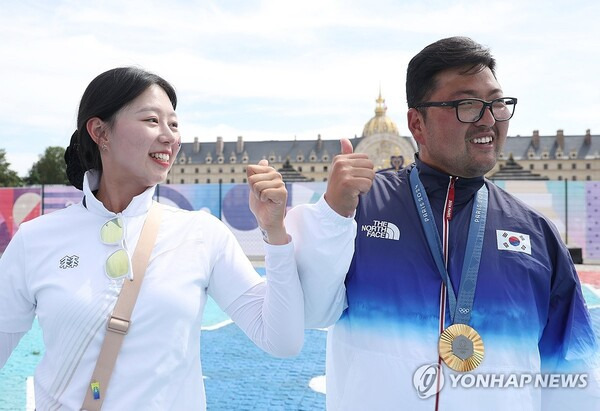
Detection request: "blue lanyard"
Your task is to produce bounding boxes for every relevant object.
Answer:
[409,167,488,325]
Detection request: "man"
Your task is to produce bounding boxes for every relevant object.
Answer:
[286,37,599,410]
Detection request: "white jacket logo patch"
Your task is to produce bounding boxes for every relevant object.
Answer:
[59,255,79,269]
[361,220,400,240]
[496,230,531,255]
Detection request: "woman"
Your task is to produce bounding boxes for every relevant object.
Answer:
[0,67,304,410]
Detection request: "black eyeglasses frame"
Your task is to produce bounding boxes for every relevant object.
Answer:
[413,97,518,123]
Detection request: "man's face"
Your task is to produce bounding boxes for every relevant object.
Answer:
[408,66,510,178]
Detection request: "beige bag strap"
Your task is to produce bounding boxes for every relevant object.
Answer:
[81,202,162,410]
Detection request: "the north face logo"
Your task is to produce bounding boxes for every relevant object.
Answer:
[361,220,400,240]
[59,255,79,269]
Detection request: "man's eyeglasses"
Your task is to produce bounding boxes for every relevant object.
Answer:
[413,97,518,123]
[100,217,132,281]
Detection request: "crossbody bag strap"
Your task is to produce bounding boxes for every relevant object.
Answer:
[81,201,163,410]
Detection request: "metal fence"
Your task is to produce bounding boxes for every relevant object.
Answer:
[1,180,598,262]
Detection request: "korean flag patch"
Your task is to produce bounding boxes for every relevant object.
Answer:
[496,230,532,255]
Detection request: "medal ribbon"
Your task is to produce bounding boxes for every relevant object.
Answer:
[409,166,488,324]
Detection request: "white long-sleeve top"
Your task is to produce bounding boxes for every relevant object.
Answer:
[0,170,304,410]
[284,195,356,329]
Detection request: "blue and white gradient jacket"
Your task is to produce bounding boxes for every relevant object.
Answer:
[286,157,600,411]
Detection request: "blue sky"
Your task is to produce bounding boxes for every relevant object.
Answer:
[1,0,599,176]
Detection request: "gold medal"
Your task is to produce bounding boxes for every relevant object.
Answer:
[438,323,484,372]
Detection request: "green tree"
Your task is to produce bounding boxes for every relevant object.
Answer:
[26,146,68,185]
[0,149,23,187]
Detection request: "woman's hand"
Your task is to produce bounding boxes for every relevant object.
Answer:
[247,160,288,245]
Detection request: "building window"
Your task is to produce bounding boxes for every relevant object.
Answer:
[298,166,303,172]
[207,168,211,174]
[206,157,212,164]
[242,156,249,163]
[324,165,328,172]
[310,155,317,162]
[166,179,170,184]
[558,176,563,181]
[194,179,199,183]
[217,156,224,164]
[180,179,184,184]
[231,167,235,173]
[587,176,592,181]
[218,178,223,183]
[207,178,211,183]
[195,168,199,173]
[572,163,577,170]
[571,175,577,181]
[323,177,328,182]
[243,167,246,173]
[587,163,591,169]
[543,164,548,170]
[181,168,185,173]
[219,168,223,173]
[557,163,562,170]
[529,164,534,170]
[311,166,315,172]
[230,178,235,183]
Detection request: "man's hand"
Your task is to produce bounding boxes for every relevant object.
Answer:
[247,159,289,245]
[325,138,375,217]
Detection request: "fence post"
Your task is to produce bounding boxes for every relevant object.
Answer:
[564,179,568,244]
[218,181,222,221]
[41,184,45,215]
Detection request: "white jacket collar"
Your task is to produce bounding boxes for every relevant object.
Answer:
[82,169,156,217]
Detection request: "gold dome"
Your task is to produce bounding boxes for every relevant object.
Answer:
[362,90,399,137]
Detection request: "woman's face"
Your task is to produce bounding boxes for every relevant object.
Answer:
[101,84,180,192]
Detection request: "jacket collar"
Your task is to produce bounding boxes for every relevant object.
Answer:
[82,169,156,217]
[413,155,485,206]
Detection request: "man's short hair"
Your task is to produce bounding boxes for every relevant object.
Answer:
[406,37,496,109]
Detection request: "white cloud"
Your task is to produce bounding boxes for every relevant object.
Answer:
[5,152,38,178]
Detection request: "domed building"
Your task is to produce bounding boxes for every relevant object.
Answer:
[362,91,400,137]
[168,90,418,184]
[355,90,417,171]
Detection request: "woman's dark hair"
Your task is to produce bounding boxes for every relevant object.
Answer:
[64,67,177,189]
[406,36,496,110]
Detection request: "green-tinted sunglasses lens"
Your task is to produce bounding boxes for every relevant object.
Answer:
[105,249,130,279]
[101,218,124,244]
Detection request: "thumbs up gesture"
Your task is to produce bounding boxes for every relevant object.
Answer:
[325,138,375,217]
[247,159,288,245]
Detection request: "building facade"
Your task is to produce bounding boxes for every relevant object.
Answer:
[490,129,600,181]
[167,95,600,184]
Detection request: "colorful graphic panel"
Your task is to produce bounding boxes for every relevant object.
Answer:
[0,181,597,261]
[42,185,83,214]
[0,187,42,253]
